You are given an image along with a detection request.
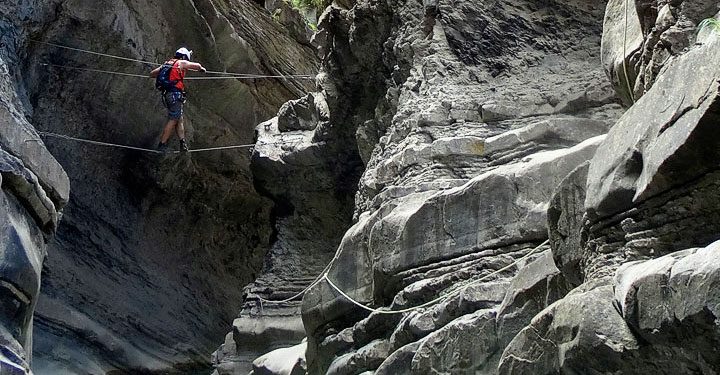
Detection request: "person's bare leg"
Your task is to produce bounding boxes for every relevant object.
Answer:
[176,117,186,140]
[160,119,178,144]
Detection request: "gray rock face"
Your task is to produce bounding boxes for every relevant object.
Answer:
[547,163,589,287]
[499,281,641,374]
[283,0,624,373]
[614,241,720,370]
[497,3,720,373]
[232,0,720,372]
[3,0,318,373]
[602,0,719,102]
[601,0,643,105]
[587,38,720,220]
[500,241,720,374]
[412,309,498,374]
[496,250,569,349]
[212,85,359,372]
[0,4,69,373]
[264,0,315,46]
[5,0,720,373]
[0,150,61,375]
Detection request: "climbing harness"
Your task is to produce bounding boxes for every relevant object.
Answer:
[38,131,295,154]
[31,40,315,79]
[255,239,550,316]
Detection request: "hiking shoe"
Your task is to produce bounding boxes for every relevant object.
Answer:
[157,142,169,153]
[180,139,189,152]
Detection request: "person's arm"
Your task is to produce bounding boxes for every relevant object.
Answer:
[149,66,161,78]
[178,60,207,73]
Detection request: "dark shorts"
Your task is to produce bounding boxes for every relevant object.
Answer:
[163,91,184,120]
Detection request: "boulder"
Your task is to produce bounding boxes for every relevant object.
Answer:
[586,40,720,219]
[277,93,326,132]
[499,281,640,374]
[411,309,499,374]
[613,240,720,369]
[375,341,420,375]
[496,249,569,348]
[601,0,643,105]
[251,341,307,375]
[547,162,590,286]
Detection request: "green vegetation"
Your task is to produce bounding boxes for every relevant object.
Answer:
[698,18,720,33]
[272,8,282,23]
[279,0,328,31]
[290,0,331,12]
[697,18,720,43]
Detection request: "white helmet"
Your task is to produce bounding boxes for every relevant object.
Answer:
[175,47,193,61]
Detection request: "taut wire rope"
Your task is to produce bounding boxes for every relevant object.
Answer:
[30,39,315,79]
[38,131,296,154]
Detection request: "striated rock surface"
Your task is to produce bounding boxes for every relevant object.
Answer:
[0,4,69,374]
[4,0,720,373]
[233,0,720,373]
[271,0,627,373]
[4,0,318,373]
[500,1,720,373]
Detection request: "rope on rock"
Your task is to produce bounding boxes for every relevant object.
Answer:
[38,131,292,154]
[322,240,549,315]
[256,239,549,315]
[622,0,636,104]
[31,39,315,79]
[254,241,346,304]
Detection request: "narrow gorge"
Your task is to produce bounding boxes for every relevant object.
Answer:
[2,0,720,374]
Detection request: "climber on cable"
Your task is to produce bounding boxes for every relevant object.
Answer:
[150,47,207,152]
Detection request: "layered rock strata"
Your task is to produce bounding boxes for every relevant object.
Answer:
[237,0,628,373]
[501,4,720,371]
[0,3,69,372]
[4,0,318,373]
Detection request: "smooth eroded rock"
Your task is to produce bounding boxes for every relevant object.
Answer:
[586,39,720,219]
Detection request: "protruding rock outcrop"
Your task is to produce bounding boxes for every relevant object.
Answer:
[0,5,70,373]
[500,3,720,373]
[287,0,720,372]
[263,0,627,373]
